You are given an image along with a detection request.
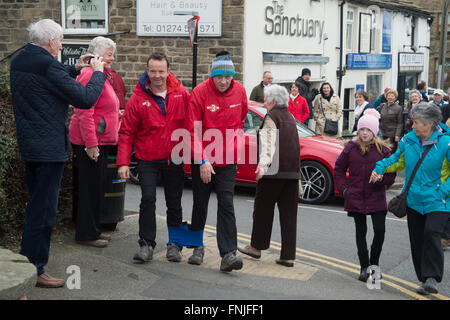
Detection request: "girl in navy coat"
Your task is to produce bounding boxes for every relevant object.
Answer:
[334,109,396,282]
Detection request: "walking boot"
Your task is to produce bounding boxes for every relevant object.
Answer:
[358,267,369,282]
[220,252,243,272]
[133,239,153,263]
[166,243,182,262]
[188,246,204,265]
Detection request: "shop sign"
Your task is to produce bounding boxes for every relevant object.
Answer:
[347,53,392,70]
[136,0,222,37]
[264,0,325,44]
[399,52,424,73]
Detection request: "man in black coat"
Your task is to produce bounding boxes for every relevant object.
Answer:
[296,68,319,124]
[10,19,106,288]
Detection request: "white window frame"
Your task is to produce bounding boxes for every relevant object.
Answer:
[346,8,355,51]
[61,0,108,35]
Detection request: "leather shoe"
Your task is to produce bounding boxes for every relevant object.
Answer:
[237,245,261,259]
[99,233,112,241]
[275,259,294,267]
[76,239,109,248]
[36,272,65,288]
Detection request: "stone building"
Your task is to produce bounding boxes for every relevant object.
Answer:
[408,0,450,90]
[0,0,245,97]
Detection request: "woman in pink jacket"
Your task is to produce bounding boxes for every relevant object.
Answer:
[69,36,120,248]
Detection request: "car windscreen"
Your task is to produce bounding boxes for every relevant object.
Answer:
[249,106,317,137]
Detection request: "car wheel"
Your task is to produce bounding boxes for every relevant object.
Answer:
[129,150,140,185]
[299,160,333,204]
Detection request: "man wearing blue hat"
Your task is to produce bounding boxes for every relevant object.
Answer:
[186,51,248,272]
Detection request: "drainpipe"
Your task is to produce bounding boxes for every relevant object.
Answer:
[337,0,346,98]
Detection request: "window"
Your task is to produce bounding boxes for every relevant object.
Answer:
[61,0,108,35]
[436,13,450,39]
[346,8,355,50]
[366,74,383,103]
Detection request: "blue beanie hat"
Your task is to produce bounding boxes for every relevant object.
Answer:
[211,51,235,77]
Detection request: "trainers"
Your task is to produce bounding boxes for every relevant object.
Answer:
[188,246,204,265]
[133,240,153,263]
[424,278,438,294]
[166,243,182,262]
[220,252,243,272]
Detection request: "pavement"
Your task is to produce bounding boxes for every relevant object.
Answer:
[12,170,450,305]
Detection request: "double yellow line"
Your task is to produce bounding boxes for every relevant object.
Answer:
[202,224,449,301]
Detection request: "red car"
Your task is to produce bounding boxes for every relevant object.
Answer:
[129,102,344,204]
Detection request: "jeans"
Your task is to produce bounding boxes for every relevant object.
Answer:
[137,160,184,248]
[190,164,238,257]
[20,162,64,276]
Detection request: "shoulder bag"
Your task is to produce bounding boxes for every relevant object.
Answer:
[387,145,432,218]
[320,98,338,135]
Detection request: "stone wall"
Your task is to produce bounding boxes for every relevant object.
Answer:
[408,0,450,89]
[0,0,245,96]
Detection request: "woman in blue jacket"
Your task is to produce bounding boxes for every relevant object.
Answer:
[371,102,450,295]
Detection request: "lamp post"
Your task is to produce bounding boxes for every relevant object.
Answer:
[438,0,449,89]
[174,11,200,91]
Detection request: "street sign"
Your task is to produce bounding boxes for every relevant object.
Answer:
[188,16,200,51]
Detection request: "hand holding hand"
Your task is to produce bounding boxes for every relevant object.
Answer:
[369,171,383,184]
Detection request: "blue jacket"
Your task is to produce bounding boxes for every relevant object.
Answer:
[10,43,106,162]
[374,129,450,215]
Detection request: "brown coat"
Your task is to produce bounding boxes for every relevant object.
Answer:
[377,102,403,138]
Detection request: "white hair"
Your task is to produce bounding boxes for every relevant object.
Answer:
[27,19,63,45]
[264,84,289,108]
[411,102,442,131]
[87,36,116,56]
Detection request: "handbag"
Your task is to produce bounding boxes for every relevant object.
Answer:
[387,145,432,218]
[320,99,338,135]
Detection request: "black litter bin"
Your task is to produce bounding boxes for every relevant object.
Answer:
[72,145,125,231]
[101,146,125,231]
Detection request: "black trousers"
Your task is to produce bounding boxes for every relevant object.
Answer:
[72,144,110,241]
[190,164,237,257]
[137,160,184,248]
[443,216,450,239]
[351,211,386,269]
[251,179,299,260]
[407,207,448,283]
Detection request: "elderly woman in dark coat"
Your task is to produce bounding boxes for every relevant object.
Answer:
[238,84,301,267]
[334,109,396,282]
[377,89,403,152]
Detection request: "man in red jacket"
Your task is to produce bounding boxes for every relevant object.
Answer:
[186,51,248,272]
[116,52,190,264]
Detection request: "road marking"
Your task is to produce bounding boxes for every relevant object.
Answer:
[203,224,449,301]
[245,200,407,222]
[124,211,447,300]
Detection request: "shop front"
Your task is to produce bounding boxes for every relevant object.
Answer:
[397,52,425,106]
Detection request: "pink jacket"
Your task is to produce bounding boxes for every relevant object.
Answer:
[69,67,120,147]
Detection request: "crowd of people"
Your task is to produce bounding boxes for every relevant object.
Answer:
[9,18,449,296]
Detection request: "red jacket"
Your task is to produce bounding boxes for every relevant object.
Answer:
[288,94,309,123]
[187,78,248,166]
[116,73,189,166]
[69,67,119,147]
[108,69,127,109]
